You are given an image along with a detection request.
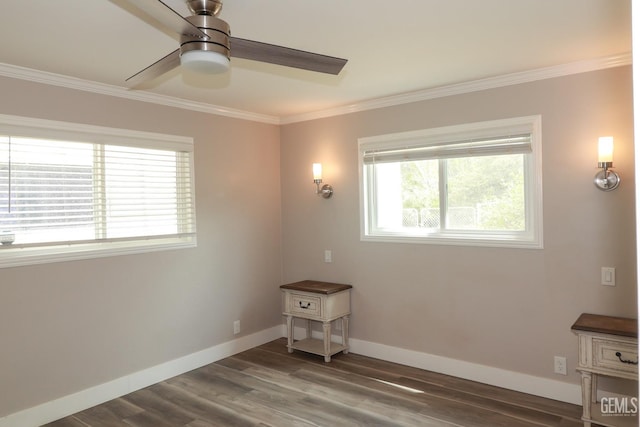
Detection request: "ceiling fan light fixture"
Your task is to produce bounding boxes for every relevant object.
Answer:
[179,14,230,74]
[180,49,230,74]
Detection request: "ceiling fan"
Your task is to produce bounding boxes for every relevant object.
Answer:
[118,0,348,87]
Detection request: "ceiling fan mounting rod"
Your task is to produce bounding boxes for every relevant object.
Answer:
[187,0,223,16]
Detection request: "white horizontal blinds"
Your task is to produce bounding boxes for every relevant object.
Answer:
[362,134,532,165]
[0,137,95,244]
[0,136,8,215]
[0,136,195,247]
[103,145,194,239]
[176,151,195,235]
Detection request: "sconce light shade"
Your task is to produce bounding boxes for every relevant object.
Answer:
[313,163,323,182]
[312,162,333,198]
[598,136,614,164]
[594,136,620,191]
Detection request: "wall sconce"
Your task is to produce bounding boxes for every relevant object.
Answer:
[312,163,333,198]
[594,136,620,191]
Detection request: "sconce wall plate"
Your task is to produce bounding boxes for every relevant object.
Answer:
[318,184,333,198]
[594,166,620,191]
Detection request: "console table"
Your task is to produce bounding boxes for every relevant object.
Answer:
[281,280,352,362]
[572,313,638,427]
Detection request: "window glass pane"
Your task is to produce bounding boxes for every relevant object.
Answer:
[446,154,525,231]
[1,137,95,244]
[373,162,403,229]
[401,160,439,228]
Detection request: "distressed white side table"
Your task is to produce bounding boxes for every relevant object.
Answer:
[572,313,638,427]
[281,280,352,362]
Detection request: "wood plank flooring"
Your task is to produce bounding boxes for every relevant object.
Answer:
[45,338,584,427]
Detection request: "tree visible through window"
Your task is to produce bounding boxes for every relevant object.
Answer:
[400,155,524,230]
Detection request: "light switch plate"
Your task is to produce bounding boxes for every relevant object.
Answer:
[601,267,616,286]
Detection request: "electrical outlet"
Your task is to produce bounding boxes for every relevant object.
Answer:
[554,356,567,375]
[233,320,240,335]
[324,250,332,263]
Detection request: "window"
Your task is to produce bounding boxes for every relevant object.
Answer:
[0,114,196,267]
[359,116,542,248]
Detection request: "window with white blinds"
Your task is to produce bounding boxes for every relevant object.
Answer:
[0,114,196,267]
[358,116,543,248]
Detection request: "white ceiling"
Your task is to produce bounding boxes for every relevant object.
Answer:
[0,1,631,122]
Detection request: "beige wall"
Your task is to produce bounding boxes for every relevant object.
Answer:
[0,65,635,418]
[281,66,636,384]
[0,78,283,417]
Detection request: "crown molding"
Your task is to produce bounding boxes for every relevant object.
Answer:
[0,63,280,125]
[280,52,632,124]
[0,52,630,126]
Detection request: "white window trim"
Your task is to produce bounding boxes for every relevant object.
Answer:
[0,114,197,268]
[358,116,543,249]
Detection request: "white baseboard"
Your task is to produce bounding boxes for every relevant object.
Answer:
[3,323,582,427]
[292,325,581,405]
[0,325,283,427]
[349,338,582,405]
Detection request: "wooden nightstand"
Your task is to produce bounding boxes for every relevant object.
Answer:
[281,280,352,362]
[572,313,638,427]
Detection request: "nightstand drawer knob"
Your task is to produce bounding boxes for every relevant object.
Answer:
[615,351,638,365]
[299,301,312,309]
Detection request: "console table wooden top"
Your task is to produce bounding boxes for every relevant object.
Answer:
[571,313,637,338]
[280,280,352,295]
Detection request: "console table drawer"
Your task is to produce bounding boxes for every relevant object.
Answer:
[289,293,322,317]
[593,338,638,374]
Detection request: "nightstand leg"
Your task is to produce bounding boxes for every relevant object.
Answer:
[580,370,592,427]
[286,315,294,353]
[306,319,311,339]
[323,321,331,362]
[342,315,350,354]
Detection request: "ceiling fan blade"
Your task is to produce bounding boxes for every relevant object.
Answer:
[116,0,208,39]
[126,48,181,87]
[229,37,347,75]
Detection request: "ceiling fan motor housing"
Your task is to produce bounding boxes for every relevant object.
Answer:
[180,14,230,65]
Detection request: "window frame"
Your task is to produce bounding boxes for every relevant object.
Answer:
[358,116,543,249]
[0,114,197,268]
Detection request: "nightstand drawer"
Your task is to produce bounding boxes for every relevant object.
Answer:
[593,338,639,374]
[289,293,322,317]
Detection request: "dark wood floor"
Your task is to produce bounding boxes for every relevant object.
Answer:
[45,338,584,426]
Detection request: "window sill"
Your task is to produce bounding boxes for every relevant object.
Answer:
[0,236,197,269]
[361,230,542,249]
